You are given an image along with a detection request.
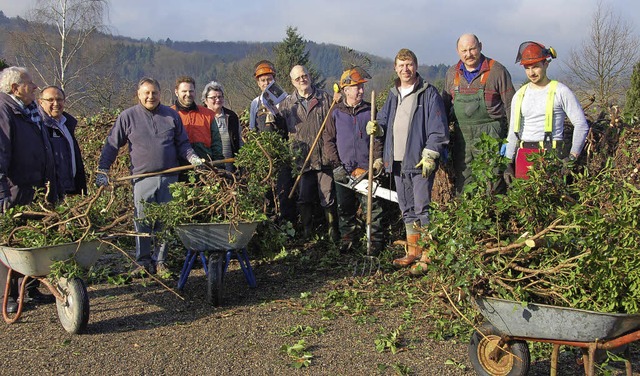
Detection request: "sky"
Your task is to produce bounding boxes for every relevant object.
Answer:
[1,0,638,81]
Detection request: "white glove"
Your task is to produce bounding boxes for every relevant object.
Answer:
[188,155,205,166]
[415,149,439,177]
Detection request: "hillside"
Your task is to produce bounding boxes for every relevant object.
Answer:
[0,11,447,115]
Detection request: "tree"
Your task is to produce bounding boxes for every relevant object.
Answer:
[11,0,109,96]
[273,26,324,93]
[623,62,640,124]
[564,1,640,112]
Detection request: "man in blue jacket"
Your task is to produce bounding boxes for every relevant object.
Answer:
[0,67,59,312]
[368,49,449,269]
[39,85,87,195]
[324,67,385,254]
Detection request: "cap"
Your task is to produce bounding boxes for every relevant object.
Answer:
[339,67,371,89]
[516,41,557,65]
[254,60,276,78]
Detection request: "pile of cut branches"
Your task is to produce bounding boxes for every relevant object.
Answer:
[0,185,132,248]
[422,119,640,314]
[143,130,294,238]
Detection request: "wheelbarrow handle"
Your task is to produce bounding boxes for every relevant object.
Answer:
[114,158,235,182]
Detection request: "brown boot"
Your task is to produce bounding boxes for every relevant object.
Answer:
[392,234,422,267]
[409,252,431,275]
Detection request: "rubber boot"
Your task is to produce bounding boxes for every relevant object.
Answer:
[299,204,314,239]
[392,234,422,268]
[324,205,340,243]
[409,251,431,275]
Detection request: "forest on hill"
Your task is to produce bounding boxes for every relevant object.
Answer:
[0,10,448,117]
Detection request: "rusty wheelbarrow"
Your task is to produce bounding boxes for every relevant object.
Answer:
[469,296,640,376]
[0,240,105,334]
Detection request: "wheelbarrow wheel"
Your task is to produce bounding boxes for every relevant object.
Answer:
[469,322,530,376]
[55,277,90,334]
[207,254,224,307]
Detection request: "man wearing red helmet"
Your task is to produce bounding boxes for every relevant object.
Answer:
[443,33,515,194]
[323,67,385,254]
[504,41,590,181]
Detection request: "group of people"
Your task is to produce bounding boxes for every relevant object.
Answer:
[0,32,590,312]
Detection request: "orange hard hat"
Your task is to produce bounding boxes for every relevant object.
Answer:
[254,60,276,78]
[339,66,371,89]
[516,41,557,65]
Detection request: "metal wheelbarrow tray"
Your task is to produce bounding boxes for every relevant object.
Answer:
[0,240,105,334]
[0,240,104,277]
[174,222,259,306]
[469,296,640,376]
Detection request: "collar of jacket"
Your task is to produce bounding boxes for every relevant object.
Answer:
[391,74,427,97]
[456,55,490,75]
[174,99,198,112]
[338,99,370,115]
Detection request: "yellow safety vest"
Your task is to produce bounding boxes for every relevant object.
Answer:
[512,80,558,148]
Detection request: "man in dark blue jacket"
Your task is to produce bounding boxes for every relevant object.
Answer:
[0,67,59,313]
[39,85,87,195]
[324,67,385,254]
[368,49,449,270]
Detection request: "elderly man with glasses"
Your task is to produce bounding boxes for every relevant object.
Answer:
[39,85,87,195]
[280,65,338,241]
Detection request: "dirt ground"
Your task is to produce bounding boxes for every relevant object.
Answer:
[1,246,638,376]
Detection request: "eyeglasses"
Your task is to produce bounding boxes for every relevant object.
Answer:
[41,97,65,103]
[293,74,309,83]
[207,95,224,100]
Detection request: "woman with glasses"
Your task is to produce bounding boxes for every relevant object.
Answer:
[202,80,241,172]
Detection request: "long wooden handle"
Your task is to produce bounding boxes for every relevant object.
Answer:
[288,99,338,199]
[366,91,376,228]
[114,158,235,182]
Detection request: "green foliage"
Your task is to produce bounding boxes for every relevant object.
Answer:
[375,326,404,354]
[624,61,640,124]
[280,339,313,368]
[143,131,293,241]
[423,128,640,315]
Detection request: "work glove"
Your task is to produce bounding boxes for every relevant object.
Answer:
[95,168,110,187]
[366,120,383,137]
[415,149,439,177]
[188,155,205,167]
[333,165,349,184]
[373,158,384,175]
[503,163,515,186]
[499,144,507,157]
[560,154,577,176]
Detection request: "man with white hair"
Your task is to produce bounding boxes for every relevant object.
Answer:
[0,66,59,313]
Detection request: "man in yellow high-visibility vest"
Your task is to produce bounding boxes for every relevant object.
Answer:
[504,41,590,182]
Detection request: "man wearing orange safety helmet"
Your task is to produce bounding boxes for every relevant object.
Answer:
[248,60,296,222]
[442,33,515,195]
[503,41,590,182]
[323,67,385,254]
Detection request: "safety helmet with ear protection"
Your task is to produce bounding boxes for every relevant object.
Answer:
[339,66,371,89]
[516,41,557,65]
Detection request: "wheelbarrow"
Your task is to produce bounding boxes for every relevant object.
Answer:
[174,222,259,307]
[469,296,640,376]
[0,240,104,334]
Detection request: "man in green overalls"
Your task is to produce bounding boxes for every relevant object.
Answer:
[442,33,516,194]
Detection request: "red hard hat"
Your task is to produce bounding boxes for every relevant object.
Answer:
[254,60,276,78]
[516,41,557,65]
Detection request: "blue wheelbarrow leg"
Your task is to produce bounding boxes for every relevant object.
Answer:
[235,248,257,288]
[177,250,206,290]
